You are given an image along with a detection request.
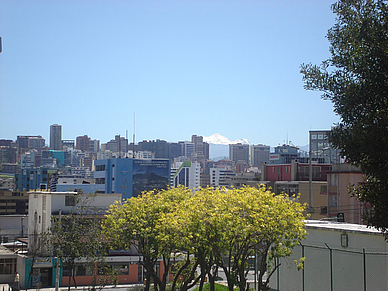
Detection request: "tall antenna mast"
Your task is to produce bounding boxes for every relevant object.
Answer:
[133,112,136,156]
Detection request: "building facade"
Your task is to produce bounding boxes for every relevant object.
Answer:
[94,158,170,199]
[76,135,90,152]
[210,167,236,187]
[309,130,342,163]
[170,161,200,191]
[229,143,250,165]
[49,124,62,150]
[250,144,270,166]
[269,144,301,164]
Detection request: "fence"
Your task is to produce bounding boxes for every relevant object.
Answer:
[269,243,388,291]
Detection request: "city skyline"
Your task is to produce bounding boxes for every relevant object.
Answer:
[1,1,339,146]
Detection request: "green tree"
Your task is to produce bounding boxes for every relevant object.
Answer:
[205,186,306,291]
[47,194,116,291]
[301,0,388,236]
[102,187,192,291]
[161,186,307,291]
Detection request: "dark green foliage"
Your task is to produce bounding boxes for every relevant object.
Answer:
[301,0,388,236]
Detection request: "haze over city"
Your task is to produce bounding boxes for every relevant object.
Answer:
[1,1,339,147]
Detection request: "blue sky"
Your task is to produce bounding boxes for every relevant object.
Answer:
[0,0,339,147]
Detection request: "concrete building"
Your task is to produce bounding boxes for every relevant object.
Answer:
[26,136,45,151]
[134,150,154,159]
[168,142,183,161]
[49,124,62,150]
[76,135,90,152]
[310,130,342,163]
[0,245,24,285]
[0,146,17,164]
[61,140,75,150]
[21,150,38,168]
[181,141,195,158]
[326,163,366,224]
[16,136,45,155]
[94,158,170,199]
[229,143,250,165]
[191,135,210,161]
[15,168,50,191]
[137,139,169,159]
[223,172,260,188]
[269,144,302,164]
[0,190,28,217]
[88,139,100,153]
[250,144,270,166]
[261,161,366,222]
[26,190,122,288]
[210,167,236,187]
[170,161,200,191]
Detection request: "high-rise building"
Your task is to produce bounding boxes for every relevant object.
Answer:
[269,144,301,164]
[229,143,250,165]
[309,130,342,163]
[94,158,170,199]
[250,144,270,166]
[168,142,183,160]
[76,135,90,152]
[89,139,100,153]
[16,136,45,154]
[170,161,200,191]
[181,141,195,158]
[50,124,62,150]
[191,135,210,160]
[138,139,169,158]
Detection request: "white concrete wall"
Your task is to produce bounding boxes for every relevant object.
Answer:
[269,221,388,291]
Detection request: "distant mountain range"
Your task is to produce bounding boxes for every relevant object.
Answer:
[203,133,308,160]
[203,133,251,145]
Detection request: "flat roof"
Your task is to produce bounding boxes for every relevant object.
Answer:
[305,220,383,235]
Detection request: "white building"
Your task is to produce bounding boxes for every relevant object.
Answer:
[269,221,388,291]
[21,150,37,168]
[135,151,154,159]
[170,161,200,191]
[28,190,122,254]
[210,167,235,187]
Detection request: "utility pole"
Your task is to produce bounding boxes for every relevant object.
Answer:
[309,149,313,218]
[55,209,62,291]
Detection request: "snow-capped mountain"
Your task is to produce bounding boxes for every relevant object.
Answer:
[203,133,251,145]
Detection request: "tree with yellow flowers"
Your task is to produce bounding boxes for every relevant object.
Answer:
[102,187,192,291]
[102,185,307,291]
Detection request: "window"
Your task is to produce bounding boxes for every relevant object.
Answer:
[0,258,16,274]
[96,165,106,171]
[96,178,105,184]
[311,135,317,139]
[65,195,76,206]
[330,174,338,186]
[110,264,129,275]
[63,265,93,276]
[329,195,337,207]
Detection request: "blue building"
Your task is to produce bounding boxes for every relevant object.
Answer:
[269,145,302,165]
[94,158,170,199]
[15,168,51,191]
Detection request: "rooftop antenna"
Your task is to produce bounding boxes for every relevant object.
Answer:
[133,112,136,156]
